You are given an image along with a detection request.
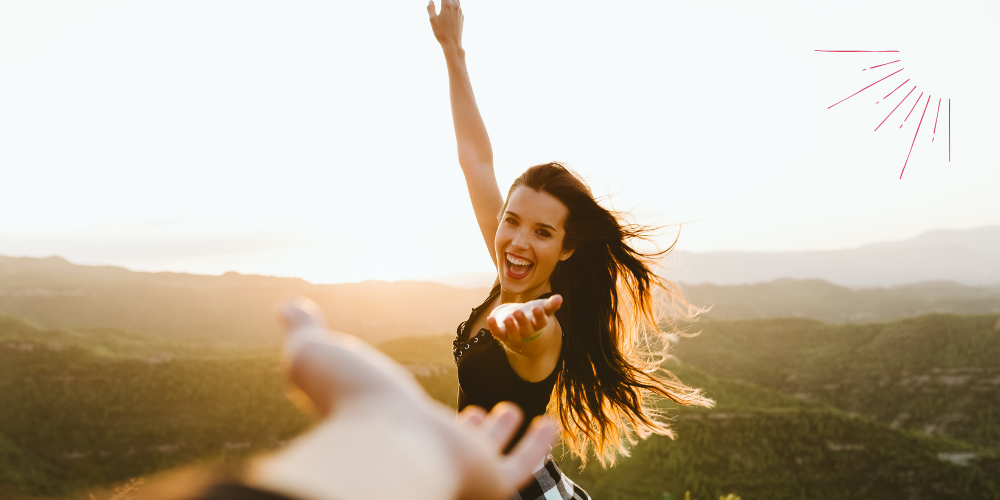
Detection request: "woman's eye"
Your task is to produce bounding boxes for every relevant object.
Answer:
[536,230,551,238]
[505,218,518,226]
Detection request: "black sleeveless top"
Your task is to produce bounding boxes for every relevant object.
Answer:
[453,285,562,448]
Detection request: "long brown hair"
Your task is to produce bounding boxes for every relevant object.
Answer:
[502,162,714,467]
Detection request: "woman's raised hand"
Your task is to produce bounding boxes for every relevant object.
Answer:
[427,0,464,50]
[487,295,563,344]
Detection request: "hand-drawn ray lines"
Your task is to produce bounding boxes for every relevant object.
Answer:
[814,50,900,52]
[828,68,905,109]
[817,49,951,177]
[864,60,901,71]
[901,95,932,178]
[932,98,942,142]
[900,91,924,128]
[875,86,916,132]
[878,79,910,104]
[883,79,910,100]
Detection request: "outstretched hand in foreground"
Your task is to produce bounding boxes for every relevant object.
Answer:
[248,298,558,500]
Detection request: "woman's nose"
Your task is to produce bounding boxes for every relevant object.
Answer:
[511,231,529,250]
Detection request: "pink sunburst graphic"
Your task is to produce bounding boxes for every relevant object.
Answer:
[816,49,951,178]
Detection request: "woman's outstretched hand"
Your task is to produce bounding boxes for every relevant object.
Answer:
[428,0,464,50]
[488,295,563,344]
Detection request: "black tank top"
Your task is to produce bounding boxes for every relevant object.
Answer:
[453,285,562,448]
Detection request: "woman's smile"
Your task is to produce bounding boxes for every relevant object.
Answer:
[504,252,534,280]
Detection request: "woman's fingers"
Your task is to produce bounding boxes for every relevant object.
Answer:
[429,0,463,47]
[487,316,507,341]
[530,306,548,330]
[441,0,459,14]
[512,309,534,335]
[503,317,519,339]
[543,294,563,315]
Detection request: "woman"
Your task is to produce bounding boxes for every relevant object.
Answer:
[427,1,714,499]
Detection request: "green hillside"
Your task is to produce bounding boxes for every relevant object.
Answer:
[4,313,1000,499]
[0,316,309,494]
[0,320,463,496]
[0,432,64,498]
[672,314,1000,448]
[376,335,1000,499]
[562,409,999,500]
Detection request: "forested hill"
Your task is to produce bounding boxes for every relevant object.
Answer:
[2,255,999,347]
[4,314,999,500]
[678,279,1000,324]
[674,314,1000,449]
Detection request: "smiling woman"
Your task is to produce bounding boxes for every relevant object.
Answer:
[496,187,575,292]
[429,1,713,499]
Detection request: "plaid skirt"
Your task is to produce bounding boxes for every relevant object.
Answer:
[510,457,591,500]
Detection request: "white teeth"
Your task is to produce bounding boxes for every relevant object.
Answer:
[507,255,532,267]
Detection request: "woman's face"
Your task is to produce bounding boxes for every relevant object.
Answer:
[495,187,575,295]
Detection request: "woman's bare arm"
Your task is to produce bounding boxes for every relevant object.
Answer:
[429,0,504,266]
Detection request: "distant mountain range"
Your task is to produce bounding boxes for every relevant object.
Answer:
[428,225,1000,289]
[0,255,486,345]
[660,225,1000,287]
[1,254,998,347]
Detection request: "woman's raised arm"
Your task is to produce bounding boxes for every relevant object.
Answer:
[428,0,504,266]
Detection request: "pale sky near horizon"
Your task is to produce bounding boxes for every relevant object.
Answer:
[1,0,998,284]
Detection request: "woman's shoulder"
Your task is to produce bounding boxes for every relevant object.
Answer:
[454,284,502,347]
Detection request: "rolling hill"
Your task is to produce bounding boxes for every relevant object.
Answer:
[3,250,1000,499]
[678,279,1000,323]
[0,255,488,346]
[670,314,1000,450]
[3,314,1000,499]
[2,255,998,350]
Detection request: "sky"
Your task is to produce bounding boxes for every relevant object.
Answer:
[1,0,998,284]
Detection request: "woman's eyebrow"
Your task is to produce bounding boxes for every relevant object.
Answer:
[505,211,558,231]
[535,222,557,231]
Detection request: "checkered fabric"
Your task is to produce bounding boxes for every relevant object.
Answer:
[510,458,591,500]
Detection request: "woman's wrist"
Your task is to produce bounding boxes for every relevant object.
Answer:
[519,327,544,343]
[440,43,466,60]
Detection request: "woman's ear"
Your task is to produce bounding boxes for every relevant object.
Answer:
[558,248,575,261]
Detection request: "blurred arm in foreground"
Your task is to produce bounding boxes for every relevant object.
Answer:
[231,298,558,500]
